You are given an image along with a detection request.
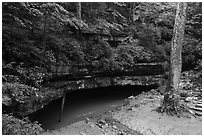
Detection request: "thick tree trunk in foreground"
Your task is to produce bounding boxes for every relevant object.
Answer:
[170,2,187,91]
[158,2,187,116]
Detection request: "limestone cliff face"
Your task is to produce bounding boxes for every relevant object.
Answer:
[3,73,163,117]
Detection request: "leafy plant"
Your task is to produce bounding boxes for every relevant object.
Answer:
[114,40,161,66]
[2,82,39,104]
[2,114,44,135]
[182,37,201,67]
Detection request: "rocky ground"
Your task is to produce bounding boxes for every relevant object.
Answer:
[43,91,202,135]
[112,90,202,135]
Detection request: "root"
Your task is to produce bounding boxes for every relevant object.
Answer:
[156,93,190,117]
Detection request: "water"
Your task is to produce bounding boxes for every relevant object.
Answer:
[31,85,156,130]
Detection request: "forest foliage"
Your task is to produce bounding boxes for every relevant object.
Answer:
[2,2,202,135]
[3,2,202,85]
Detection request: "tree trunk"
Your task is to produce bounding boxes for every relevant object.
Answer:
[129,3,135,23]
[43,11,48,47]
[170,2,187,91]
[76,2,81,19]
[76,2,82,39]
[158,2,187,115]
[89,2,93,18]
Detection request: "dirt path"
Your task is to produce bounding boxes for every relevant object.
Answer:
[113,90,202,135]
[43,101,140,135]
[43,89,202,135]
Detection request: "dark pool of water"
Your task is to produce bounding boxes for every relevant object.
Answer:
[30,85,156,130]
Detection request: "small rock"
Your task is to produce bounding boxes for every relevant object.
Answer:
[80,132,86,135]
[127,107,133,111]
[131,107,138,112]
[148,96,154,99]
[180,92,188,97]
[185,97,192,102]
[97,124,103,128]
[121,131,126,135]
[112,125,117,129]
[118,131,125,135]
[128,96,134,99]
[89,123,95,128]
[103,124,108,128]
[85,117,90,121]
[100,119,106,124]
[192,97,198,100]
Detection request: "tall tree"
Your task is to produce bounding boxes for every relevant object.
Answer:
[157,2,187,116]
[170,2,187,91]
[129,3,136,23]
[76,2,81,19]
[75,2,82,39]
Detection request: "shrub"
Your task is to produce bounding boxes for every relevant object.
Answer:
[3,62,47,87]
[2,82,64,116]
[2,114,44,135]
[182,37,201,67]
[114,40,160,66]
[2,82,39,104]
